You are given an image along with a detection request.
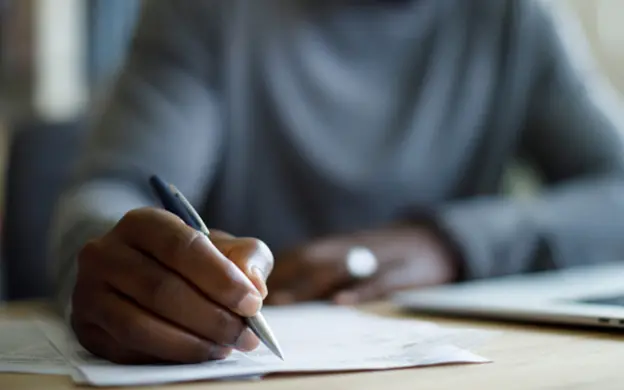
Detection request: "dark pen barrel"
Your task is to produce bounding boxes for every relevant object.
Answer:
[149,175,199,229]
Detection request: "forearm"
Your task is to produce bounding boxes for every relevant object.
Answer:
[432,1,624,280]
[433,176,624,280]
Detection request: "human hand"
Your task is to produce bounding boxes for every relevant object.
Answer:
[71,207,273,364]
[265,225,458,305]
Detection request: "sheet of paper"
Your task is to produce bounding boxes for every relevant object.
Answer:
[0,320,70,375]
[48,304,493,387]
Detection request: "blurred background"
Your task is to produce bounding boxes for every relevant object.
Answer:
[0,0,623,301]
[0,0,141,301]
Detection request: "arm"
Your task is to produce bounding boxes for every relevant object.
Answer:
[48,0,223,312]
[434,1,624,280]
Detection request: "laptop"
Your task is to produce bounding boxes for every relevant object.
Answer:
[393,262,624,329]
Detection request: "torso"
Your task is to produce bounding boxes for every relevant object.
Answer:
[201,0,540,251]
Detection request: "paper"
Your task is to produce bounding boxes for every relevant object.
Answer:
[58,304,492,386]
[0,320,70,375]
[0,304,494,387]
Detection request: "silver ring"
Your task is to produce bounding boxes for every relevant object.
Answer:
[345,246,379,279]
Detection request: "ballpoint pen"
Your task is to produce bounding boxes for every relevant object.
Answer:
[148,175,284,360]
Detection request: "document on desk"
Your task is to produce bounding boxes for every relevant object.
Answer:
[42,304,494,387]
[0,320,70,375]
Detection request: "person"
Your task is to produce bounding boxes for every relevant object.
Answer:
[49,0,624,364]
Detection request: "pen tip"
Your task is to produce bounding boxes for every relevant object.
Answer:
[267,341,285,361]
[245,314,284,361]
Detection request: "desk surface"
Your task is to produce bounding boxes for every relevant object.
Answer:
[1,302,623,390]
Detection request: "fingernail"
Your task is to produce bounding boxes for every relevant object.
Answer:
[250,266,268,298]
[237,292,263,316]
[235,329,260,352]
[269,291,294,305]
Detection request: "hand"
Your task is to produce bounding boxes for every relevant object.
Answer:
[71,207,274,364]
[265,225,458,305]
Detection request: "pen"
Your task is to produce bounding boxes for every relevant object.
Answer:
[149,176,199,230]
[148,175,284,360]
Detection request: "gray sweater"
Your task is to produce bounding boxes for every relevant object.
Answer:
[50,0,624,310]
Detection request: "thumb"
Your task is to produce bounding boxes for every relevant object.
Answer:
[211,236,274,299]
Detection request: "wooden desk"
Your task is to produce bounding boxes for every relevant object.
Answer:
[2,302,624,390]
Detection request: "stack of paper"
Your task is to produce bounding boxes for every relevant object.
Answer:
[0,304,494,386]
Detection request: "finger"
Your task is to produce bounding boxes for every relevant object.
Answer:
[100,242,259,351]
[332,263,419,305]
[115,208,262,317]
[266,266,346,305]
[332,278,388,305]
[211,236,274,298]
[264,259,301,305]
[271,265,344,304]
[71,321,158,365]
[95,290,232,364]
[204,231,274,296]
[265,259,299,292]
[266,244,355,305]
[71,279,158,364]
